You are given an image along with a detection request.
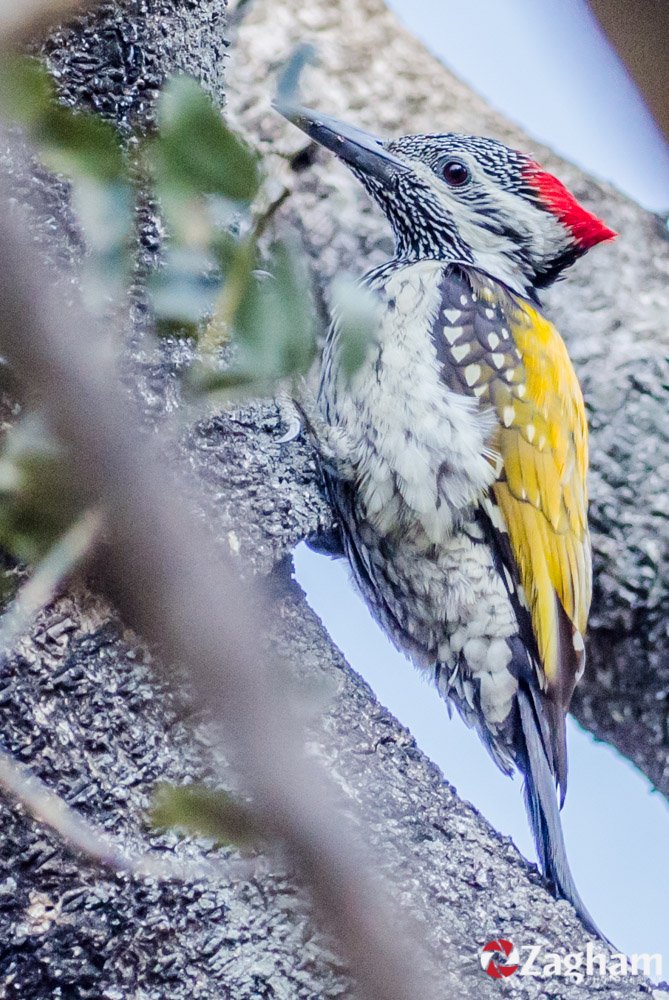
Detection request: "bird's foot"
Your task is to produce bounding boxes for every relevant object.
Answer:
[277,381,356,481]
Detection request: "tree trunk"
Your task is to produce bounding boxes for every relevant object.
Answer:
[0,1,665,998]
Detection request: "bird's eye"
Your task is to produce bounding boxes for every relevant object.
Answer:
[441,159,471,187]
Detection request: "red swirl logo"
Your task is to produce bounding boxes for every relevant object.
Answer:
[480,939,520,978]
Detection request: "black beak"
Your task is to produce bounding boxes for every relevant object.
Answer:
[275,102,408,183]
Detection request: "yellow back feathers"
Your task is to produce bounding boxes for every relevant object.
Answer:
[487,291,591,710]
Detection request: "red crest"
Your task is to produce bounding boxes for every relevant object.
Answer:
[523,163,617,249]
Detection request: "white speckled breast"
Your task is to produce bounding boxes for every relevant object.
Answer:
[318,260,524,751]
[321,260,497,545]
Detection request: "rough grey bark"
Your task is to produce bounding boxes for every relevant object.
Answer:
[226,0,669,801]
[0,1,665,999]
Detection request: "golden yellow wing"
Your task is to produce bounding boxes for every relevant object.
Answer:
[433,266,591,795]
[435,267,591,715]
[485,292,591,711]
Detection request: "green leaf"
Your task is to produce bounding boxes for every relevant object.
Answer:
[0,55,54,127]
[151,783,261,847]
[0,414,83,564]
[152,76,260,201]
[37,103,126,182]
[330,276,379,379]
[149,245,221,330]
[0,55,125,183]
[232,238,316,382]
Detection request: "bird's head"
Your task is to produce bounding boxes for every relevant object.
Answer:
[278,105,616,298]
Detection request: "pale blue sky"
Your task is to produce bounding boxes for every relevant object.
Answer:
[386,0,669,212]
[294,0,669,962]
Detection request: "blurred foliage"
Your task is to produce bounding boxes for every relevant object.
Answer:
[193,237,316,393]
[0,47,378,845]
[330,277,380,381]
[0,54,132,306]
[0,56,125,180]
[0,414,82,565]
[0,50,375,398]
[151,783,262,849]
[0,58,376,544]
[151,76,259,201]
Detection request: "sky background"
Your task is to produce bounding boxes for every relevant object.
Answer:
[294,0,669,961]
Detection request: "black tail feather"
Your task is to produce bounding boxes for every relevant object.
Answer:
[517,687,607,942]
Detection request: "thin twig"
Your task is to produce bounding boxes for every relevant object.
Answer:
[201,235,255,352]
[252,184,291,241]
[0,507,101,659]
[0,747,251,883]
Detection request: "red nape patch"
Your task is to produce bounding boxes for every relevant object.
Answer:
[523,163,617,249]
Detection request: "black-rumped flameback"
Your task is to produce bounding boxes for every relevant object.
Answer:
[278,100,616,937]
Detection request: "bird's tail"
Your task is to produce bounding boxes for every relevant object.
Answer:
[516,686,604,940]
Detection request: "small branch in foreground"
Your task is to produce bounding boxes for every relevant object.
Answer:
[0,507,101,659]
[0,747,251,883]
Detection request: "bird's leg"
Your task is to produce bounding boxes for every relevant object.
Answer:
[275,389,303,444]
[276,381,356,481]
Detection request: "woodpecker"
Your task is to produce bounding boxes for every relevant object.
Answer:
[278,102,616,935]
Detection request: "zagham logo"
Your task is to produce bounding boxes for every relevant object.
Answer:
[480,939,519,978]
[479,939,662,984]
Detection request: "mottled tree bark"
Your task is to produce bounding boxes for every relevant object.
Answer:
[0,1,666,998]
